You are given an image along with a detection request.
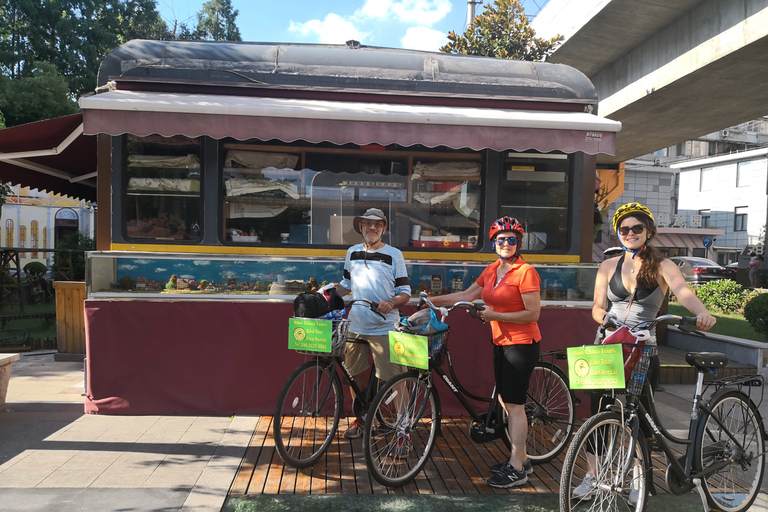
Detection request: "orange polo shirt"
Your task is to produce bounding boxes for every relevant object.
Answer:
[476,258,542,345]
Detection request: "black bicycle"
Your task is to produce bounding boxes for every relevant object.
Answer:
[362,292,576,487]
[560,313,766,512]
[272,298,384,468]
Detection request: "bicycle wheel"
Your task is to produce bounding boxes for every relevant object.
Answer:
[363,370,441,487]
[273,359,342,468]
[695,390,765,512]
[560,411,649,512]
[525,362,575,463]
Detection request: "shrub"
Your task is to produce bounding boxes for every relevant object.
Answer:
[693,279,745,314]
[51,232,95,280]
[23,261,48,283]
[743,292,768,335]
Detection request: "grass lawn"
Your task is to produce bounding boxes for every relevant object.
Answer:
[668,302,766,342]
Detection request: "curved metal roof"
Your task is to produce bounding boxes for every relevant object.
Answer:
[97,40,598,104]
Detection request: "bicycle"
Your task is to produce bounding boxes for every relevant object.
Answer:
[362,292,576,487]
[559,313,766,512]
[272,298,385,468]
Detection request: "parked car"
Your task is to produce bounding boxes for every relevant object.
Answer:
[725,261,739,280]
[669,257,729,284]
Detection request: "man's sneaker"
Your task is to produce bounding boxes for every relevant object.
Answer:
[344,418,365,439]
[486,462,528,488]
[389,434,412,459]
[490,459,533,475]
[572,473,597,500]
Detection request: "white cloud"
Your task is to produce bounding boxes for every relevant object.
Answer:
[289,13,370,44]
[402,26,448,51]
[359,0,452,25]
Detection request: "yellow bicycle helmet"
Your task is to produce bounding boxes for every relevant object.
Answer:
[612,202,655,233]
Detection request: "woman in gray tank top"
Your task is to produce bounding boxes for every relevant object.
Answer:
[572,202,717,502]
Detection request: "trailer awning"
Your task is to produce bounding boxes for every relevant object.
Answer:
[80,90,620,155]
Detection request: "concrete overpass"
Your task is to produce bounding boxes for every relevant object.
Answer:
[533,0,768,164]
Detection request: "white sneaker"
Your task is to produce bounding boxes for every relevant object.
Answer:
[573,473,597,500]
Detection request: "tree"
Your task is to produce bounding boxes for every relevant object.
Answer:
[187,0,241,41]
[440,0,563,61]
[0,62,79,127]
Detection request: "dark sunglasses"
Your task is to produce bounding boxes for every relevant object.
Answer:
[618,224,646,236]
[495,236,519,246]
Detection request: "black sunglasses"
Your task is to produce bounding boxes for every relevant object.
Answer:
[618,224,646,236]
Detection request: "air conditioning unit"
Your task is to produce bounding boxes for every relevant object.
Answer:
[721,129,730,138]
[653,158,662,165]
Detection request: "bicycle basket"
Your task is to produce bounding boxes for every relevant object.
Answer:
[296,318,350,357]
[624,345,658,395]
[426,329,450,358]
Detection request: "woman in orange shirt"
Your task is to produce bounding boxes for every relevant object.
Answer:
[430,216,541,489]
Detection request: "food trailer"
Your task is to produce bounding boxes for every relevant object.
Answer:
[79,40,621,415]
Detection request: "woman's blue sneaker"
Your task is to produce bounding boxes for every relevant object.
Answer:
[490,458,533,475]
[487,462,528,488]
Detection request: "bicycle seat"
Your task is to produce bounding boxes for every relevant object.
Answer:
[685,352,729,371]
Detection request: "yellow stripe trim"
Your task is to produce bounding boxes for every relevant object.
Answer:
[109,243,581,263]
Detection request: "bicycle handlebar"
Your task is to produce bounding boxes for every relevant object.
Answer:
[417,291,485,322]
[604,312,703,335]
[346,298,387,320]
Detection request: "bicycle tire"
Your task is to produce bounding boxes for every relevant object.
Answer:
[694,389,765,512]
[526,361,575,463]
[560,411,649,512]
[273,359,342,468]
[363,370,441,487]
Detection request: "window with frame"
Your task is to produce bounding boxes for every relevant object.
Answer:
[736,161,751,187]
[734,206,748,232]
[699,167,715,192]
[220,143,482,250]
[698,209,711,228]
[124,135,202,242]
[498,153,570,252]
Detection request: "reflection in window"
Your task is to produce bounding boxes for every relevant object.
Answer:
[221,145,482,250]
[31,220,39,258]
[19,225,26,248]
[737,161,751,187]
[499,154,570,252]
[124,135,202,242]
[700,167,715,191]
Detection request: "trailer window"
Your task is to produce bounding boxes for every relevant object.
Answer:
[221,144,482,250]
[500,154,570,252]
[124,135,202,242]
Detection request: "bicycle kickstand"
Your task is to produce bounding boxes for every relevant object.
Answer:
[691,478,714,512]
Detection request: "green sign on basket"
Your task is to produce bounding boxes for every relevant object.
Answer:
[567,344,626,390]
[289,318,333,352]
[389,331,429,370]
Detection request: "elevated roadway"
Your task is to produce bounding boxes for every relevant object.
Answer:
[533,0,768,164]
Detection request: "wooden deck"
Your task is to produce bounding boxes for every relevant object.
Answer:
[229,416,684,498]
[657,345,756,384]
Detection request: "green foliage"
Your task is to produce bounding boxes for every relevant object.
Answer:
[743,292,768,335]
[23,261,48,282]
[191,0,241,41]
[440,0,563,61]
[51,232,95,281]
[119,275,134,290]
[0,62,79,127]
[0,109,5,129]
[693,279,746,314]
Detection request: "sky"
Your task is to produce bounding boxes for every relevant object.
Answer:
[155,0,550,52]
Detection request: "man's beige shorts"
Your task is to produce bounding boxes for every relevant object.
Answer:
[344,332,405,382]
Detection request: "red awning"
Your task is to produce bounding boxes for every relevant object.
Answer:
[0,114,97,201]
[80,90,621,155]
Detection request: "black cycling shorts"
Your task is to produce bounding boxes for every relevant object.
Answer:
[493,341,540,405]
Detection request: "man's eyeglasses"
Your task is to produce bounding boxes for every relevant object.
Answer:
[618,224,646,236]
[495,236,519,246]
[362,220,384,229]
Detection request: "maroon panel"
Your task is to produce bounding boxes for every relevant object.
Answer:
[82,110,617,155]
[84,300,596,416]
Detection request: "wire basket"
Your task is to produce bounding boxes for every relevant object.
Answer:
[296,318,350,357]
[427,329,450,364]
[624,345,658,395]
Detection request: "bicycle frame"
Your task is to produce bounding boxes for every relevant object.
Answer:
[608,368,764,496]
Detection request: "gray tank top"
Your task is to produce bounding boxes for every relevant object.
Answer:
[605,253,666,336]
